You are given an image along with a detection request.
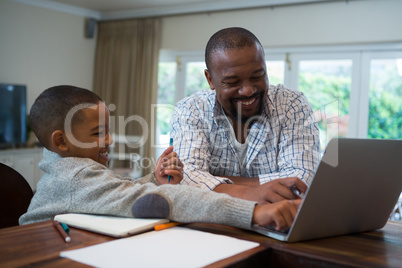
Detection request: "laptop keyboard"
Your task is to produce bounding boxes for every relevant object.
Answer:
[252,224,290,234]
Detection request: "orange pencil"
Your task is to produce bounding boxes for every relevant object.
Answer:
[154,222,181,231]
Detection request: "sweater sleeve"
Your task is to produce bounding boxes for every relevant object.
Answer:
[71,165,256,230]
[131,172,160,185]
[132,184,256,230]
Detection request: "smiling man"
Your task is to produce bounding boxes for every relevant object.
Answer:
[170,27,321,204]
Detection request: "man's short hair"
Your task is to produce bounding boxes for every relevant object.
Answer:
[205,27,264,72]
[30,85,103,148]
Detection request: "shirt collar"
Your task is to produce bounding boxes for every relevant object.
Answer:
[263,90,275,118]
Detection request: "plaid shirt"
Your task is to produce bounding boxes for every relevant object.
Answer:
[170,84,321,190]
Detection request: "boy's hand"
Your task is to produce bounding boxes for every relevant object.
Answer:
[252,199,302,231]
[154,146,183,185]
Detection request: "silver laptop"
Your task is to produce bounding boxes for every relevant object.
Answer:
[252,138,402,242]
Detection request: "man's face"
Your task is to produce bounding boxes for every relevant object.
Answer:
[64,102,113,167]
[205,44,269,123]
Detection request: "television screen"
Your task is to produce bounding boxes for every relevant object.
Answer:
[0,84,27,148]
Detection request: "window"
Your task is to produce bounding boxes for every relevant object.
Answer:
[185,62,208,97]
[266,60,285,85]
[156,54,207,158]
[156,62,176,156]
[297,59,353,150]
[157,44,402,157]
[157,62,176,135]
[367,57,402,139]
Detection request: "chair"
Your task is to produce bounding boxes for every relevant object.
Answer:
[0,163,34,228]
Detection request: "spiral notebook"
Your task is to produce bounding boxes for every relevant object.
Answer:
[54,213,169,237]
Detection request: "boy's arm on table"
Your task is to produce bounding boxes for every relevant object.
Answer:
[74,164,300,231]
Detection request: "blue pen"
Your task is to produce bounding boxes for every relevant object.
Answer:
[168,138,173,183]
[61,222,70,234]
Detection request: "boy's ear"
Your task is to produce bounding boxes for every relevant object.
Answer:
[51,130,69,152]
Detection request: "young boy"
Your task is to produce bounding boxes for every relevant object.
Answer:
[20,85,301,232]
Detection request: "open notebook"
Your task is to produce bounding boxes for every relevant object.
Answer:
[54,213,169,237]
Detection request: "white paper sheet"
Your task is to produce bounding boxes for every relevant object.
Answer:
[60,227,259,268]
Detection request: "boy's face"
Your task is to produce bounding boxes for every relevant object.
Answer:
[65,102,113,167]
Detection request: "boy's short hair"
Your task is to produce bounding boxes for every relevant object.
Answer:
[30,85,103,148]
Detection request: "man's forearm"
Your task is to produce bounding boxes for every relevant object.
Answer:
[224,176,259,187]
[213,176,307,204]
[212,176,259,201]
[213,183,253,199]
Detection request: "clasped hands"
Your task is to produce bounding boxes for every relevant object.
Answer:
[153,146,184,185]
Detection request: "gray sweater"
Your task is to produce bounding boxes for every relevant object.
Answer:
[19,149,256,230]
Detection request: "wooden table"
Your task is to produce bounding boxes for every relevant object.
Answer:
[1,220,401,267]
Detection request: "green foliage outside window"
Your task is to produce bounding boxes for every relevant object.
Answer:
[299,70,401,140]
[157,62,176,105]
[186,63,209,97]
[368,90,402,139]
[368,63,402,139]
[299,72,350,146]
[157,63,176,135]
[158,61,401,139]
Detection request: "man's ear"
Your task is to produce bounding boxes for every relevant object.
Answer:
[204,69,215,90]
[51,130,69,152]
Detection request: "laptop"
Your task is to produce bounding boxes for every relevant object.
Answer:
[251,138,402,242]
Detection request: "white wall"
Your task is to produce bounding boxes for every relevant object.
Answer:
[161,0,402,51]
[0,0,96,111]
[1,0,401,111]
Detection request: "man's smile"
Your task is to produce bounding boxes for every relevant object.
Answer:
[232,93,261,109]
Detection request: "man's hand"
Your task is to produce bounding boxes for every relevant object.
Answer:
[252,199,302,231]
[246,177,307,204]
[214,177,307,205]
[154,146,184,185]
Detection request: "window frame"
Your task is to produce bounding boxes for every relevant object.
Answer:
[158,42,402,141]
[159,50,205,104]
[286,52,361,138]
